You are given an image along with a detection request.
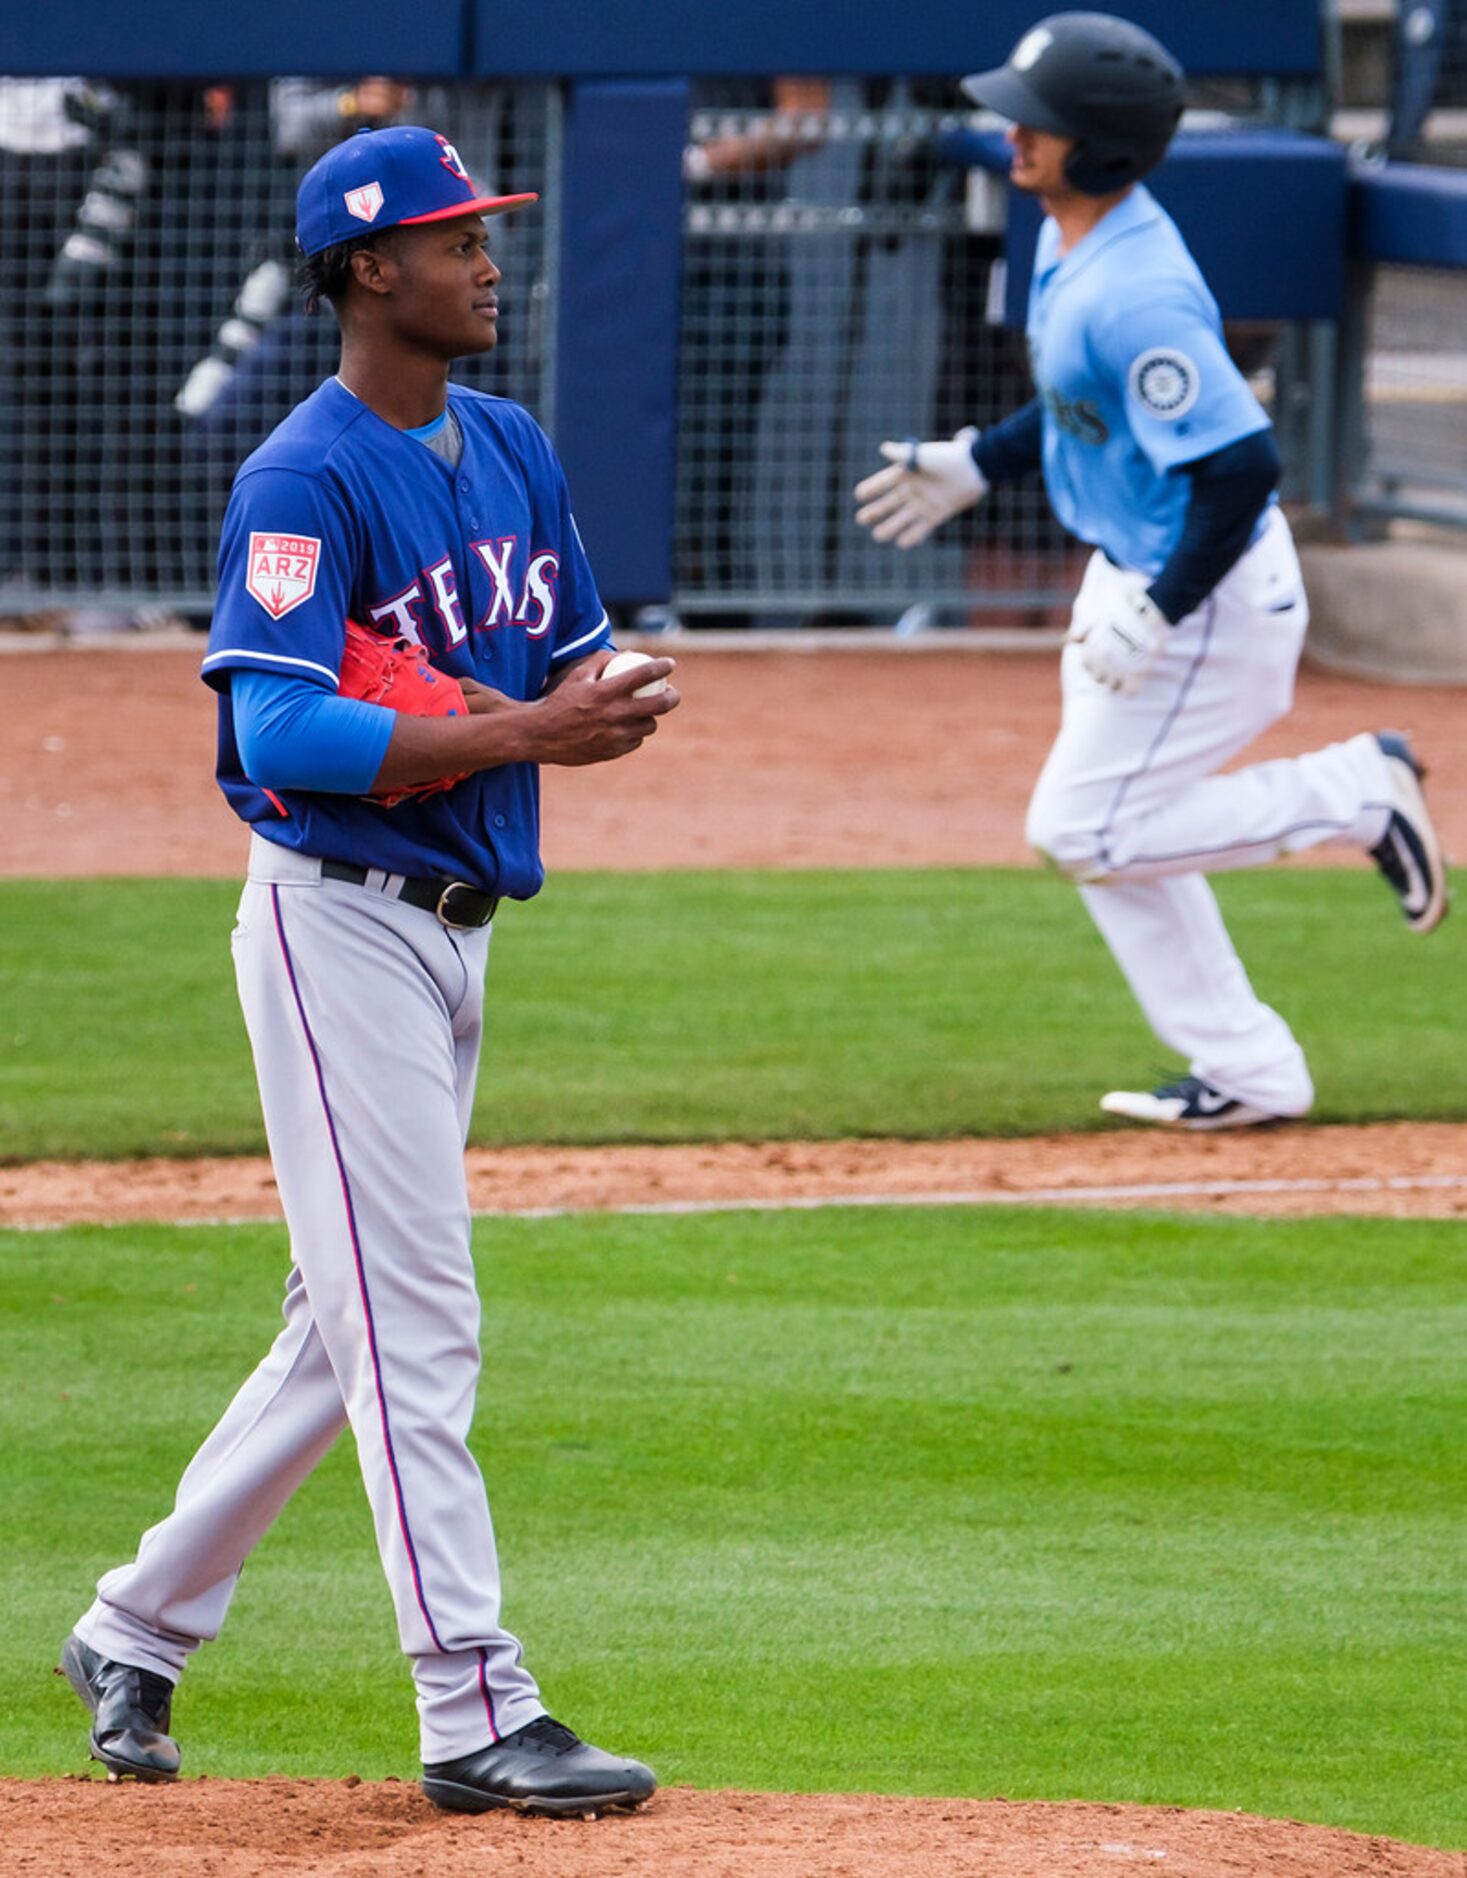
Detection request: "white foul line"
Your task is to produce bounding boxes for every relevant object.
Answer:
[8,1171,1467,1234]
[487,1171,1467,1221]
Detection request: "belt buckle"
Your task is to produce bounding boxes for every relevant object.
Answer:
[435,880,485,930]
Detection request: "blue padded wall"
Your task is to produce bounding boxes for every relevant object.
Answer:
[3,0,1320,80]
[1,0,466,77]
[1353,163,1467,268]
[553,80,687,606]
[942,129,1349,323]
[471,0,1320,77]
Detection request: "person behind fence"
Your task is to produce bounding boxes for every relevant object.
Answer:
[57,121,678,1816]
[679,77,829,626]
[854,11,1449,1131]
[174,77,416,437]
[0,80,139,593]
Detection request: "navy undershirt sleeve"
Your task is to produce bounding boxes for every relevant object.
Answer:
[233,667,396,795]
[1147,429,1282,624]
[971,398,1044,484]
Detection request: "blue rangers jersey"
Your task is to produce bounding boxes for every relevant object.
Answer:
[1027,185,1273,575]
[203,378,611,898]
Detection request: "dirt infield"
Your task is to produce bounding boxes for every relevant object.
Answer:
[5,1121,1467,1228]
[5,636,1466,1230]
[1,1780,1459,1878]
[5,638,1464,1872]
[5,636,1467,876]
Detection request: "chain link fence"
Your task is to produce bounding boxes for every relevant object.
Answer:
[1321,3,1467,531]
[2,64,1461,625]
[1354,262,1467,526]
[0,78,557,620]
[1,74,1095,632]
[670,75,1328,627]
[674,81,1086,626]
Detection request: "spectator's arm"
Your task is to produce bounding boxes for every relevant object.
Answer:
[686,76,832,181]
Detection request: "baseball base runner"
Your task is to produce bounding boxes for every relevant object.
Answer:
[856,11,1448,1130]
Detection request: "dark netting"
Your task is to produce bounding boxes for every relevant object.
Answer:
[0,78,556,617]
[674,79,1088,626]
[1358,263,1467,526]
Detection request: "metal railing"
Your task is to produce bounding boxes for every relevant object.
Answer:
[1352,261,1467,526]
[671,85,1327,625]
[675,93,1081,625]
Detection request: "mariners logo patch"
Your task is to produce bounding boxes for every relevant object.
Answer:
[1129,348,1200,420]
[246,533,321,620]
[344,181,384,223]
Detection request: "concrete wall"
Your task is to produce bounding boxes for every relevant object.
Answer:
[1300,536,1467,682]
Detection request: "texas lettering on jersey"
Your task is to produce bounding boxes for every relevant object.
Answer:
[366,537,562,648]
[240,529,561,647]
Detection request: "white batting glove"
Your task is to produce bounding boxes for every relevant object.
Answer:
[853,427,989,549]
[1067,574,1171,695]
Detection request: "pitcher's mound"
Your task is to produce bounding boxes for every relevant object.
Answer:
[0,1779,1456,1877]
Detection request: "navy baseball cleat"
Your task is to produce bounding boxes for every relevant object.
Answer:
[1100,1075,1283,1130]
[1371,732,1449,934]
[422,1715,656,1817]
[57,1632,181,1782]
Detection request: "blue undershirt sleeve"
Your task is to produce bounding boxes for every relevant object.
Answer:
[233,667,396,795]
[1147,429,1282,625]
[971,399,1045,484]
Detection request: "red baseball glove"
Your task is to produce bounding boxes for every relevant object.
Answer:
[337,618,471,808]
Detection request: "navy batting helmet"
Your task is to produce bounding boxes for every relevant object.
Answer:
[962,12,1185,196]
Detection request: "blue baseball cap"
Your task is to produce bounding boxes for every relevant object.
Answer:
[296,124,537,257]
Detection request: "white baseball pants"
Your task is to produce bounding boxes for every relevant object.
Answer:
[75,836,544,1762]
[1025,507,1395,1116]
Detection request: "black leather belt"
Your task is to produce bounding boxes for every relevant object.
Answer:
[320,860,500,929]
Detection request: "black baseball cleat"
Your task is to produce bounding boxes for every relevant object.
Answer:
[1371,732,1449,934]
[1100,1074,1283,1130]
[422,1715,656,1817]
[57,1632,181,1782]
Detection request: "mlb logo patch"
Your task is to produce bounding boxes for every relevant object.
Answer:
[246,533,321,620]
[344,181,384,223]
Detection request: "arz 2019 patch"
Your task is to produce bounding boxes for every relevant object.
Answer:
[246,533,321,619]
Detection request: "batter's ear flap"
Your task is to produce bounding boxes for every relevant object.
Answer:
[1062,136,1149,196]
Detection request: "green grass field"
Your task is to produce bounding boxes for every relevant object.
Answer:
[0,866,1461,1160]
[3,866,1462,1849]
[3,1206,1462,1846]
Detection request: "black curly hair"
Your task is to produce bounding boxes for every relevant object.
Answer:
[299,226,404,314]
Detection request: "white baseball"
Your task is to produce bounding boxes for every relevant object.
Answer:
[599,648,668,696]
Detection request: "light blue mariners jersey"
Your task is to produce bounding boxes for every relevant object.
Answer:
[1026,185,1272,574]
[202,379,612,899]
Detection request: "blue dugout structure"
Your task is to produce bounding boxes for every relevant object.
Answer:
[1345,159,1467,530]
[938,130,1349,325]
[1,2,1324,82]
[7,0,1464,590]
[1353,159,1467,269]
